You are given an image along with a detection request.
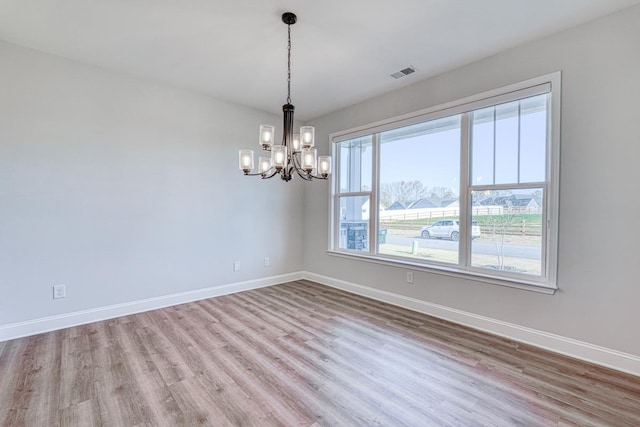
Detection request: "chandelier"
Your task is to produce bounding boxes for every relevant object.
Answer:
[238,12,331,182]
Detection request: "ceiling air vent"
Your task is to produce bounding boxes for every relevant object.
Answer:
[390,66,416,79]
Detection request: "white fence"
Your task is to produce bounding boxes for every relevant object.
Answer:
[379,206,543,222]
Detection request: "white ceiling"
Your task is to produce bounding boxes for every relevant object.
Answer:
[1,0,639,120]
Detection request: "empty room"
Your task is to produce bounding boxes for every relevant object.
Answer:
[1,1,640,425]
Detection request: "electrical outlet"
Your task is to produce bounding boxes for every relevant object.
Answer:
[233,261,241,272]
[53,284,66,299]
[406,272,414,284]
[264,257,270,267]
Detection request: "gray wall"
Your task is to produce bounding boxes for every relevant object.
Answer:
[304,5,640,356]
[0,41,304,325]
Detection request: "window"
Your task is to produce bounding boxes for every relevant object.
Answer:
[330,73,560,291]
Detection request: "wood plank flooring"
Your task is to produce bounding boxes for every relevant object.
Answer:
[1,280,639,426]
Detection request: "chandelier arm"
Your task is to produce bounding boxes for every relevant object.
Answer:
[292,154,329,180]
[243,170,274,178]
[291,152,304,172]
[290,155,313,181]
[261,169,279,179]
[305,172,329,180]
[294,167,313,181]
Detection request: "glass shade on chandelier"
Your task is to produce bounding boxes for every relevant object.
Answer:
[300,126,314,148]
[239,149,254,171]
[271,145,287,170]
[237,12,331,182]
[258,156,271,174]
[259,125,275,150]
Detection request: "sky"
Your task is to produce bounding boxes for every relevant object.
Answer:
[350,94,547,199]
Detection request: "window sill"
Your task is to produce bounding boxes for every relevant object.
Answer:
[326,250,557,295]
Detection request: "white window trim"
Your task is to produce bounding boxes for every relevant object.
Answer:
[328,72,561,293]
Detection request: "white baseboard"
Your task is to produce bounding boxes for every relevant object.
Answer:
[0,272,303,342]
[303,272,640,378]
[4,271,639,378]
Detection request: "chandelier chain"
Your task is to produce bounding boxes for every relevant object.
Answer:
[287,23,292,104]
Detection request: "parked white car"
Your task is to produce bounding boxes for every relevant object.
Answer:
[420,220,481,241]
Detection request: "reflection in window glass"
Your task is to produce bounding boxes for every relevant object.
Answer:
[495,101,519,185]
[520,95,547,183]
[471,107,494,186]
[338,137,372,192]
[471,94,548,186]
[338,196,370,251]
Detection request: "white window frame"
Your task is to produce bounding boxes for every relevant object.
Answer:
[328,72,561,293]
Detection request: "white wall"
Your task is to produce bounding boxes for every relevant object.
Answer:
[0,41,304,326]
[304,5,640,358]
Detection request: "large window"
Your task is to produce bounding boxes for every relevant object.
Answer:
[330,73,560,291]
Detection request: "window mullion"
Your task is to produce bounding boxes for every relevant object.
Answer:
[470,182,546,192]
[492,108,497,185]
[336,191,372,197]
[540,183,549,278]
[517,102,522,183]
[331,141,339,249]
[370,133,380,254]
[459,113,471,267]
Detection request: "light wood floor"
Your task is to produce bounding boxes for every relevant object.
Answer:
[1,280,639,426]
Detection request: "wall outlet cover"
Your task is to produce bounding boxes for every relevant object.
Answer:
[53,284,66,299]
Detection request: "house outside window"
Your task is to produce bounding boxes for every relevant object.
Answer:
[329,73,560,292]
